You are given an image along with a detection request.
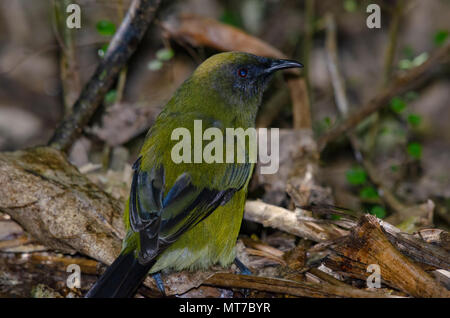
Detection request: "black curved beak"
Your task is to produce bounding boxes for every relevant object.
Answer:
[264,59,303,74]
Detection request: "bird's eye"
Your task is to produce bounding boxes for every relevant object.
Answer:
[238,68,248,78]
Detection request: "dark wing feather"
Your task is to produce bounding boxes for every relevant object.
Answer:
[129,157,164,233]
[129,157,252,265]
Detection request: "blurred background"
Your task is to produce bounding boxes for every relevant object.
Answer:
[0,0,449,226]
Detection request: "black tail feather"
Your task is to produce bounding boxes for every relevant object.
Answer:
[85,253,154,298]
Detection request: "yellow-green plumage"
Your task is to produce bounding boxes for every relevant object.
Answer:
[148,187,248,272]
[122,187,248,272]
[123,53,259,272]
[86,51,302,297]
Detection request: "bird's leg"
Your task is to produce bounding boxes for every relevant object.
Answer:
[234,258,252,275]
[234,258,252,297]
[152,273,166,296]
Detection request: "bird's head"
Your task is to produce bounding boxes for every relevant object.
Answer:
[190,52,303,111]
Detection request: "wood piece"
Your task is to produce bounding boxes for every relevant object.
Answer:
[204,272,397,298]
[244,200,348,242]
[0,147,125,264]
[324,215,449,297]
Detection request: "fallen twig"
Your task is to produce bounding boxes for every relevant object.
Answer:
[244,200,348,242]
[305,204,450,271]
[204,272,397,298]
[30,253,100,275]
[0,235,31,250]
[324,215,449,297]
[380,220,450,270]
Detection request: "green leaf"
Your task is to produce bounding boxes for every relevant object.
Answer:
[346,167,367,185]
[156,48,174,61]
[434,30,448,46]
[220,10,241,27]
[407,142,422,160]
[390,97,406,113]
[148,59,163,71]
[398,52,428,70]
[344,0,357,12]
[359,186,379,199]
[370,205,386,218]
[96,20,116,36]
[398,59,413,70]
[104,90,117,105]
[411,52,428,67]
[407,113,422,127]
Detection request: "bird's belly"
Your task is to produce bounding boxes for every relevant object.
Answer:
[149,189,246,273]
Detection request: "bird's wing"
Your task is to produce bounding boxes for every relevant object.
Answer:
[129,157,251,264]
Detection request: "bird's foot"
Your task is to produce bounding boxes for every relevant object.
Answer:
[234,258,252,297]
[152,273,166,296]
[234,257,252,275]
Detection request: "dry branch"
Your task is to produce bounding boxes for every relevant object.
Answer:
[30,253,100,275]
[287,76,312,129]
[305,204,450,271]
[380,220,450,270]
[324,13,349,116]
[48,0,161,152]
[244,200,348,242]
[203,272,395,298]
[324,215,449,297]
[53,0,81,114]
[0,147,125,264]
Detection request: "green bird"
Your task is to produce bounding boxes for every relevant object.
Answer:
[85,51,302,297]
